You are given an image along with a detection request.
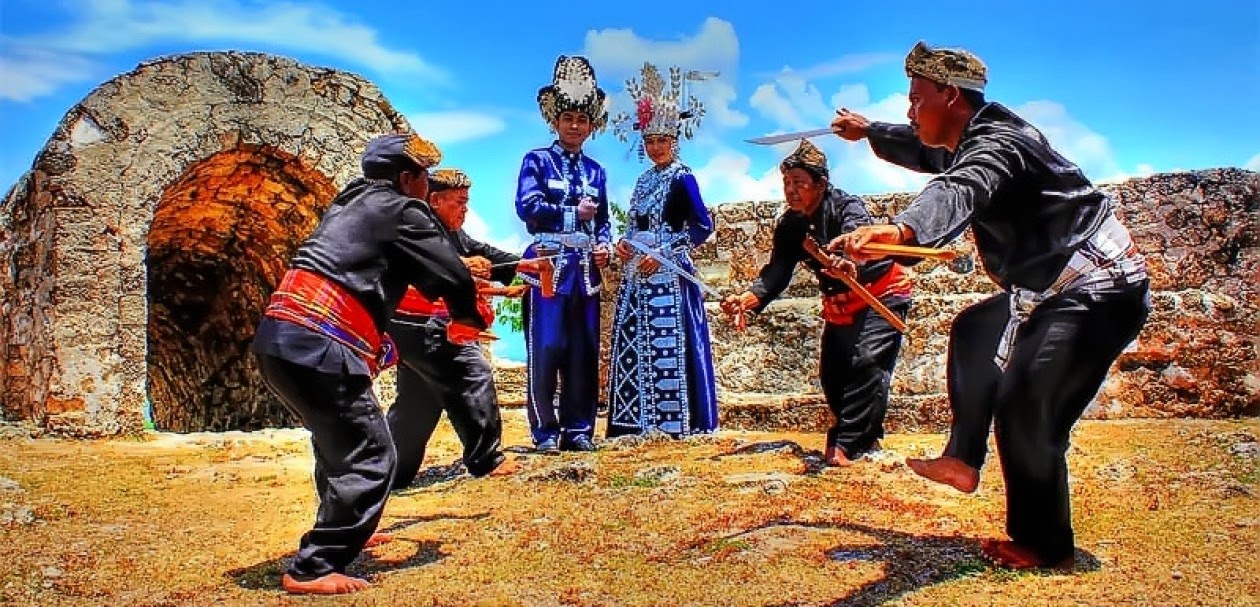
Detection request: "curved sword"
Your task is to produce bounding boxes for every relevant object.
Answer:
[745,127,836,145]
[623,238,722,299]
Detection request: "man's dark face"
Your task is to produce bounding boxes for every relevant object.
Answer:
[907,76,956,148]
[782,167,826,214]
[429,187,470,231]
[399,167,429,200]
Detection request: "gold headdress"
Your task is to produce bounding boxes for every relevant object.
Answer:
[361,133,442,179]
[779,139,829,181]
[428,168,472,192]
[904,41,988,92]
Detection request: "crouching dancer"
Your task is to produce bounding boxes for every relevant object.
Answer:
[251,133,486,594]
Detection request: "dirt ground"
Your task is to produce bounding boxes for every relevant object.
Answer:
[1,412,1257,607]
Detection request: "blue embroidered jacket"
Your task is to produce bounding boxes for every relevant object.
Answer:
[515,141,612,296]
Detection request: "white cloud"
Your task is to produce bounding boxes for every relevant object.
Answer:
[1014,100,1126,182]
[407,111,507,146]
[745,68,931,196]
[1245,153,1260,172]
[0,0,444,102]
[691,150,784,204]
[461,210,529,257]
[582,17,748,129]
[734,66,1163,196]
[0,46,100,102]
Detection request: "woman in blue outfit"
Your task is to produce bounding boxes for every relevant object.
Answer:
[605,62,718,438]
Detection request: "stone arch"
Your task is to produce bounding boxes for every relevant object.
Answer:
[0,51,410,435]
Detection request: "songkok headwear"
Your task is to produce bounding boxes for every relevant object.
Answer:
[611,62,710,159]
[427,168,472,192]
[361,133,442,179]
[904,41,988,92]
[779,139,829,181]
[537,55,608,132]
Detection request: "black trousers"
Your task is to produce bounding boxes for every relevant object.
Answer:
[819,302,909,456]
[254,352,396,580]
[386,316,504,490]
[943,281,1150,561]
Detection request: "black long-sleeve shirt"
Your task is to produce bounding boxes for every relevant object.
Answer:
[869,102,1112,292]
[748,187,909,313]
[254,178,486,375]
[288,178,485,330]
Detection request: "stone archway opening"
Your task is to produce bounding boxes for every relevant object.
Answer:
[145,144,336,432]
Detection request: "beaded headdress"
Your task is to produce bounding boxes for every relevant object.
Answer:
[611,62,713,160]
[537,55,609,132]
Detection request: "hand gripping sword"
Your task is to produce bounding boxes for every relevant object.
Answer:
[622,238,722,299]
[801,236,907,333]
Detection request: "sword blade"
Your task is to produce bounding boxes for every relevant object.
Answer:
[744,127,836,145]
[489,253,562,269]
[623,238,722,299]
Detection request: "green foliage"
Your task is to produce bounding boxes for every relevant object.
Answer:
[609,199,628,233]
[494,275,526,333]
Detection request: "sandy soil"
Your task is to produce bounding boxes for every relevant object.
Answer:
[1,412,1257,606]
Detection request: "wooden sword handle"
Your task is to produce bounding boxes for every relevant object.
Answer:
[802,237,907,333]
[857,242,958,260]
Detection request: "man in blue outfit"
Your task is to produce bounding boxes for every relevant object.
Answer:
[515,55,612,453]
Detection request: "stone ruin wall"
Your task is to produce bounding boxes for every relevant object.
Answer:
[667,169,1259,430]
[1,51,1255,437]
[0,51,410,436]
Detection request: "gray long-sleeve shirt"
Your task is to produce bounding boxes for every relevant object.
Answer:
[869,102,1112,292]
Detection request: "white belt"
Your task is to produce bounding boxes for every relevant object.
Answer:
[534,232,592,250]
[993,211,1147,370]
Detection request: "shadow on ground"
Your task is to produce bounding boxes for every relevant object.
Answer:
[713,440,828,474]
[224,512,490,591]
[742,521,1100,607]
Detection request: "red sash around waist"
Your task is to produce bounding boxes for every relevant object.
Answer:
[264,268,397,376]
[396,285,496,326]
[821,264,912,326]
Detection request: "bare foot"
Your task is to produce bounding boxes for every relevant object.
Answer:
[825,444,854,467]
[488,458,523,477]
[364,532,393,548]
[981,539,1073,569]
[281,572,370,594]
[906,456,979,493]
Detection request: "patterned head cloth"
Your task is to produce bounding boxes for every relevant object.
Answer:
[427,168,472,192]
[360,133,442,179]
[904,41,988,92]
[537,55,608,132]
[611,62,709,148]
[779,139,829,181]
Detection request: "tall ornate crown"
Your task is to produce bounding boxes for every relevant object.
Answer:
[611,63,712,158]
[537,55,608,132]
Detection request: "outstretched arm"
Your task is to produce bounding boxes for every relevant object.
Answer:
[747,214,807,312]
[832,108,950,174]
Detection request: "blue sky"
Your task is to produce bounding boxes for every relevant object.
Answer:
[2,0,1258,361]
